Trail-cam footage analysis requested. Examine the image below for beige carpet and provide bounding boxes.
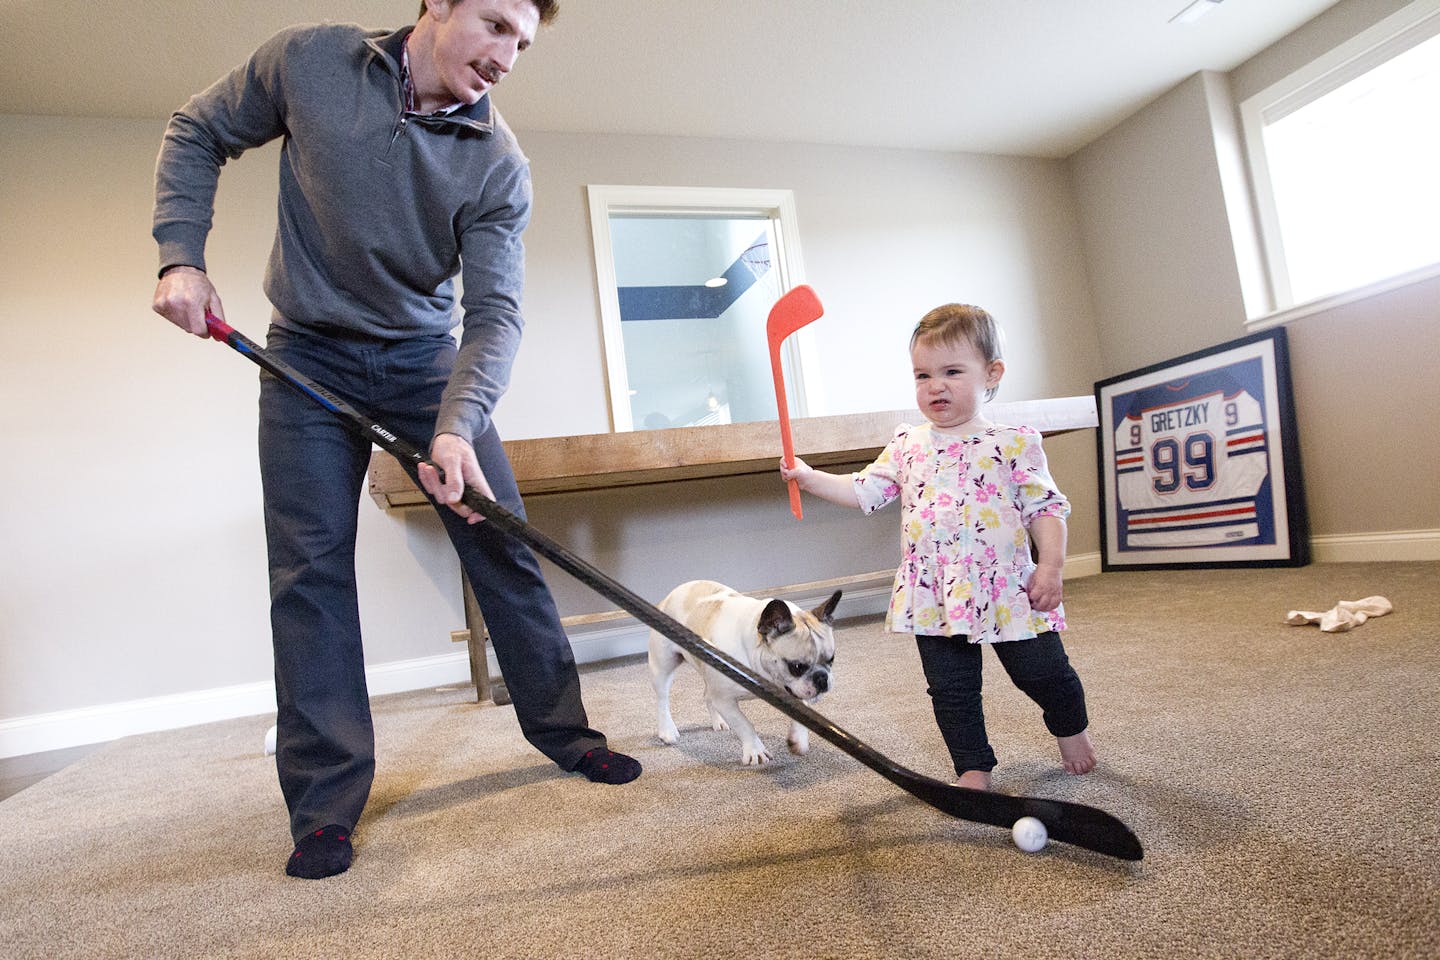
[2,562,1436,959]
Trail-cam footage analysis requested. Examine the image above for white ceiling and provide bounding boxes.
[0,0,1342,157]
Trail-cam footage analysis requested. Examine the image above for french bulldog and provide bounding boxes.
[649,579,841,765]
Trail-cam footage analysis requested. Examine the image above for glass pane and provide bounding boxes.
[609,214,791,430]
[1263,30,1440,304]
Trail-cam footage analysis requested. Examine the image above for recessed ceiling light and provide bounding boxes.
[1170,0,1222,24]
[704,277,728,288]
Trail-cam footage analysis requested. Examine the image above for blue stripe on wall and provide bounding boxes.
[618,233,770,322]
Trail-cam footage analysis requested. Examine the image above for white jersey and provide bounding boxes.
[1113,389,1268,547]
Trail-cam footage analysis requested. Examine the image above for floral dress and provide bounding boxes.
[853,422,1070,643]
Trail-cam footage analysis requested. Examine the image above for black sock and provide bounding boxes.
[572,748,642,785]
[285,825,353,879]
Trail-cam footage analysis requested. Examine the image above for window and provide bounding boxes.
[586,186,818,432]
[1241,0,1440,318]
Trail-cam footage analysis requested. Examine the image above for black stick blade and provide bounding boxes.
[900,775,1144,860]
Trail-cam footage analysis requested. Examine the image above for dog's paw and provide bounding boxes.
[709,714,731,732]
[788,723,810,756]
[740,742,772,766]
[656,719,680,745]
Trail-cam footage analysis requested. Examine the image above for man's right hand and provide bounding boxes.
[152,265,224,337]
[419,432,495,525]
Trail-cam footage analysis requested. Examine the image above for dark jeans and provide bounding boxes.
[914,631,1087,775]
[258,325,605,841]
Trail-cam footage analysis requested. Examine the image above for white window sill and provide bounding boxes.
[1246,260,1440,331]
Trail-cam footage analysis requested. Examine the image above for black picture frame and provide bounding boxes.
[1094,328,1309,571]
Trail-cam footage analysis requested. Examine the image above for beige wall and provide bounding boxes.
[504,132,1104,439]
[1068,73,1251,374]
[0,118,475,720]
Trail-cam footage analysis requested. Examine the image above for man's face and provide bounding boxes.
[429,0,540,105]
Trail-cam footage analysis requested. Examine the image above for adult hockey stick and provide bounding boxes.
[766,285,824,520]
[203,313,1142,862]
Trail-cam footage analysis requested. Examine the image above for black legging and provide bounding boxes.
[914,631,1087,775]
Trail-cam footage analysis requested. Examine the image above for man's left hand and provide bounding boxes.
[418,432,494,525]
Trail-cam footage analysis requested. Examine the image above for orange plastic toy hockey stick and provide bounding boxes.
[765,285,825,519]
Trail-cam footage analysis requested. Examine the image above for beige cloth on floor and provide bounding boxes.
[1285,596,1394,633]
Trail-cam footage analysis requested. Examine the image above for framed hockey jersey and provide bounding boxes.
[1095,328,1309,570]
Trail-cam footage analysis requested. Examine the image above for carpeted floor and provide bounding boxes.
[2,562,1436,959]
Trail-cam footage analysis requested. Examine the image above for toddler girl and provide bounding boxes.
[780,303,1096,790]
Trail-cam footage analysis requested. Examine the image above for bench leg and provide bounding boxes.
[460,576,509,705]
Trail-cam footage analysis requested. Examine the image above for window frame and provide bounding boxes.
[1240,0,1440,328]
[585,184,817,432]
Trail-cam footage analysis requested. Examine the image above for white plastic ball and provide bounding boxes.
[1012,816,1048,853]
[263,724,278,756]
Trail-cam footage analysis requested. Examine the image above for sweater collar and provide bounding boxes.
[367,26,494,131]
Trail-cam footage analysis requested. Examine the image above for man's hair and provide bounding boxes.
[418,0,560,24]
[910,304,1004,400]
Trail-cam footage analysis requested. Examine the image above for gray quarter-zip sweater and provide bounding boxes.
[153,22,531,441]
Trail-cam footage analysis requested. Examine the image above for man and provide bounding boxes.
[151,0,641,880]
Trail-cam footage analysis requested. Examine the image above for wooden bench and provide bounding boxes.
[366,398,1097,702]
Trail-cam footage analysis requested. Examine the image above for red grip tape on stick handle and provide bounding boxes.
[204,311,234,343]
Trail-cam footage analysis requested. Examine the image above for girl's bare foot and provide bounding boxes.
[1057,730,1096,774]
[955,769,993,791]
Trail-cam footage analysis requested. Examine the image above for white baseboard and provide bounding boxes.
[6,535,1432,762]
[0,680,278,761]
[0,652,474,761]
[1072,529,1438,573]
[1310,528,1440,563]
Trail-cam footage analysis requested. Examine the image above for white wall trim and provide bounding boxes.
[0,652,473,761]
[584,184,814,430]
[1066,552,1103,580]
[0,680,277,761]
[1310,528,1440,563]
[1244,261,1440,332]
[6,536,1431,761]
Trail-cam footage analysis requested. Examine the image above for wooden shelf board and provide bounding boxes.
[366,396,1096,509]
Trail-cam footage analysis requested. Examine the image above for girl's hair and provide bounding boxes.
[910,304,1004,401]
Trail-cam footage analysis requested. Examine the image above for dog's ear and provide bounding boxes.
[757,599,795,642]
[813,590,842,624]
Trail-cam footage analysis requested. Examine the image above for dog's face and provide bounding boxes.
[753,590,841,702]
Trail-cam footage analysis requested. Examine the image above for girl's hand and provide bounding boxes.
[1026,564,1064,612]
[1025,515,1067,611]
[778,456,862,509]
[779,455,812,484]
